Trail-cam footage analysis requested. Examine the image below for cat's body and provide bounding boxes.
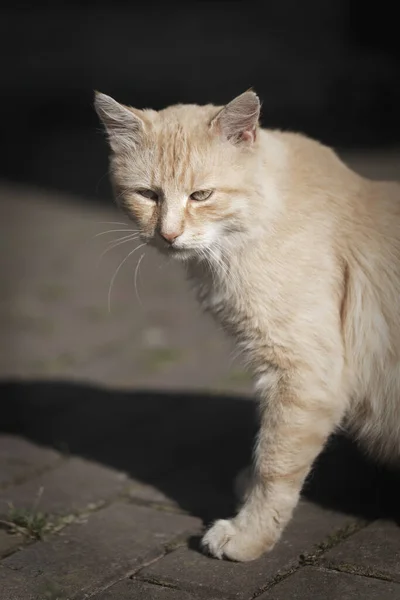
[189,129,400,461]
[95,91,400,561]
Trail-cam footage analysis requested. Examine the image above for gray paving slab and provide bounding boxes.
[0,530,27,559]
[137,501,357,600]
[0,565,37,600]
[94,579,211,600]
[258,566,400,599]
[321,520,400,583]
[1,502,201,600]
[0,435,60,488]
[0,457,127,518]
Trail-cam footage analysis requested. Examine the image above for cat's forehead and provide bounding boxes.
[142,104,223,189]
[155,103,219,126]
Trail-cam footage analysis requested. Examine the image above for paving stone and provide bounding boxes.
[320,520,400,583]
[0,530,27,559]
[258,566,400,599]
[94,579,209,599]
[0,456,127,517]
[0,565,37,600]
[138,500,356,599]
[2,501,201,599]
[0,435,60,488]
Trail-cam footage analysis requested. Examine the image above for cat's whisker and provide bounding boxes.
[108,242,147,312]
[95,171,111,195]
[96,233,142,268]
[105,233,142,250]
[93,228,140,238]
[106,232,141,245]
[134,252,146,305]
[95,221,131,226]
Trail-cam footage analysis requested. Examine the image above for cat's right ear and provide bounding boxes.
[94,92,144,152]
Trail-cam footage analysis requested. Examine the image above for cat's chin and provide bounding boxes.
[168,247,197,261]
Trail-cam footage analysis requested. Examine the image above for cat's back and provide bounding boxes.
[261,130,400,458]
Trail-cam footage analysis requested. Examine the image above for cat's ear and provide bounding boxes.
[210,91,261,145]
[94,91,144,152]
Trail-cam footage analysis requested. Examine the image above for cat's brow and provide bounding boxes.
[157,125,194,188]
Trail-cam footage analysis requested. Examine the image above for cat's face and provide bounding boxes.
[95,91,261,261]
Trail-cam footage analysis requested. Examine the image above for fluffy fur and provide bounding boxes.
[95,90,400,561]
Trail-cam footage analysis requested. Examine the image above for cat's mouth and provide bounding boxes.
[149,234,202,261]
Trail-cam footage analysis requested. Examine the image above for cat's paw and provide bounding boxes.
[201,519,270,562]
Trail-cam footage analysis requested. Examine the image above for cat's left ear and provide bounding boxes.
[210,91,261,145]
[94,91,144,152]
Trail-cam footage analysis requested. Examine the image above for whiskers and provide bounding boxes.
[107,242,147,312]
[94,225,147,311]
[134,252,146,306]
[97,233,142,266]
[93,225,141,265]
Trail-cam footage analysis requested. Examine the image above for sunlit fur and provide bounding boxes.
[95,91,400,562]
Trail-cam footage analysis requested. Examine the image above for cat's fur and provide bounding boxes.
[95,90,400,561]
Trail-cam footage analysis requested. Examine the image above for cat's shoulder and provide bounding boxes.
[261,128,335,158]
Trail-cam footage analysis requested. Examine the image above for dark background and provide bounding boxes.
[0,0,399,202]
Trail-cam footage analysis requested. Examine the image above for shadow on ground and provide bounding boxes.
[0,379,399,524]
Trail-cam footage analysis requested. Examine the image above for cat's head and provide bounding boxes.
[95,91,262,261]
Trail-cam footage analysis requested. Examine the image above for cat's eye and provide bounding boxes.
[137,189,159,201]
[190,190,213,202]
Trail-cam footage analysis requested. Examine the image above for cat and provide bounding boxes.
[95,90,400,562]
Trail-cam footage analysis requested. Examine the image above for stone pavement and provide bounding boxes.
[0,149,400,599]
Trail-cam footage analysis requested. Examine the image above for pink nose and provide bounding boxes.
[160,231,180,244]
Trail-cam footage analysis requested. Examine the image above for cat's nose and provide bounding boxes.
[160,231,180,244]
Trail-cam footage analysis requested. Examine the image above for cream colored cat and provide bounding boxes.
[95,90,400,562]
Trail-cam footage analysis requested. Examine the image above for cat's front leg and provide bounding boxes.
[202,368,346,561]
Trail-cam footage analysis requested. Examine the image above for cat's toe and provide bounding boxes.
[201,519,266,562]
[201,519,236,560]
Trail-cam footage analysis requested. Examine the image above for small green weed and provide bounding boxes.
[0,487,52,540]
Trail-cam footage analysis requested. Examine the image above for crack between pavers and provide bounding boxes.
[136,573,229,600]
[319,562,398,584]
[298,518,371,566]
[122,493,190,516]
[74,553,168,600]
[80,545,188,600]
[0,536,35,560]
[0,494,121,561]
[126,519,372,600]
[132,575,183,591]
[250,564,300,600]
[1,499,200,600]
[249,518,372,599]
[127,534,211,595]
[0,477,199,566]
[130,533,198,579]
